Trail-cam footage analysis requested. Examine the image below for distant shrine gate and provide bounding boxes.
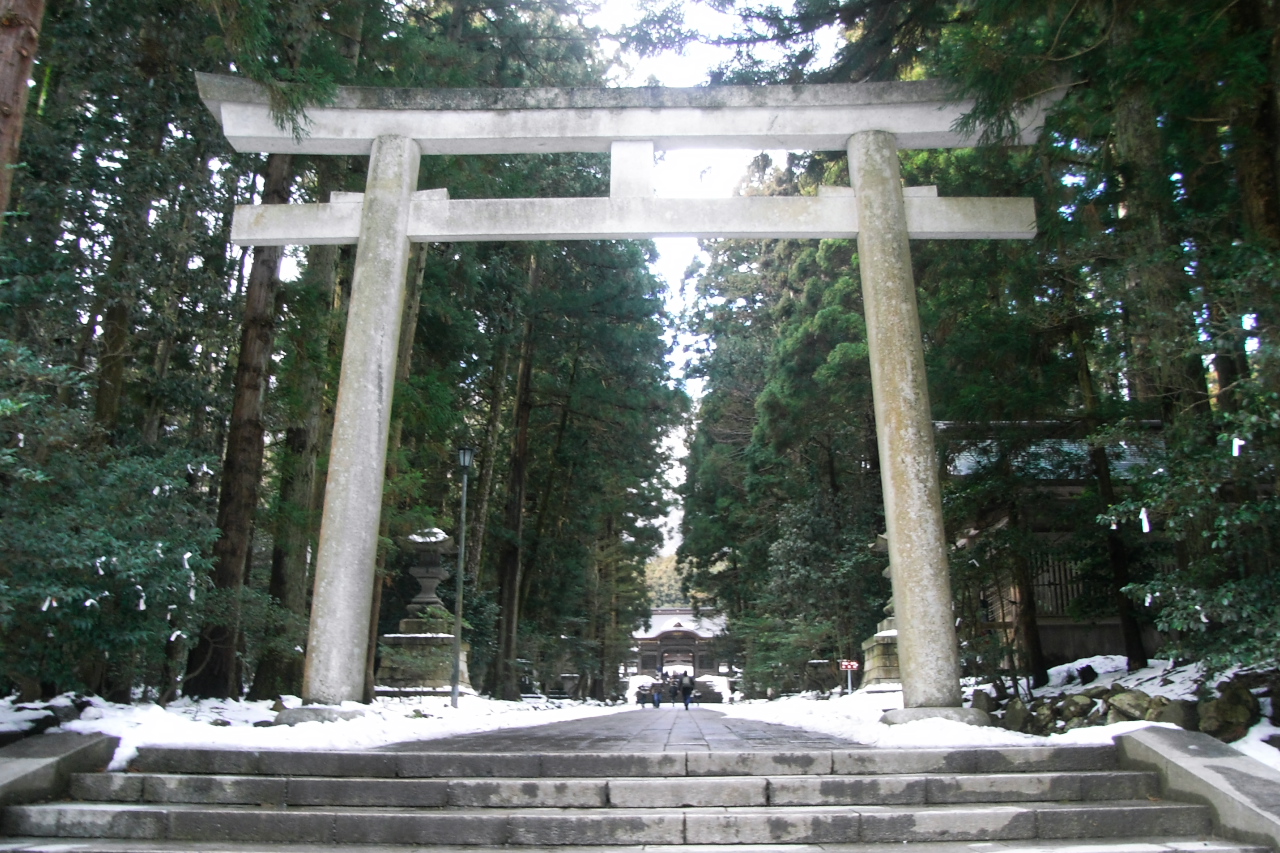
[198,74,1054,720]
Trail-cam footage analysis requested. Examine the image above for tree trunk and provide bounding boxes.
[519,349,578,615]
[1111,3,1209,421]
[184,152,293,700]
[492,262,538,700]
[1009,545,1048,688]
[246,243,342,699]
[93,296,131,432]
[1073,325,1149,670]
[464,331,512,584]
[0,0,44,230]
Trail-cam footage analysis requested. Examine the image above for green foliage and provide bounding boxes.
[0,0,673,703]
[679,156,890,691]
[0,341,218,696]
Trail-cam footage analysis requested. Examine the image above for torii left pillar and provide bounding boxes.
[849,130,983,725]
[303,135,420,704]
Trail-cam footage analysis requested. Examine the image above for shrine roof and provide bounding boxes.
[633,609,725,641]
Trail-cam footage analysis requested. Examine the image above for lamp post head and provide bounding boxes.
[458,446,476,470]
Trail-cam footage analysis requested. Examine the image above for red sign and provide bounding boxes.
[839,660,860,671]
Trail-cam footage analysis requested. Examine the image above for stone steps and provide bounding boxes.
[68,769,1158,808]
[0,840,1267,853]
[4,799,1212,845]
[126,744,1118,777]
[0,743,1252,850]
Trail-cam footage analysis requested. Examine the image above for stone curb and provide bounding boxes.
[0,732,119,806]
[1116,726,1280,850]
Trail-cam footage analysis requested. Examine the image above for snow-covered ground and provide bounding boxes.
[717,655,1280,774]
[51,694,624,770]
[1,655,1276,775]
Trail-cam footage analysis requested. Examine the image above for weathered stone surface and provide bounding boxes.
[257,749,397,778]
[331,812,504,845]
[1030,704,1057,735]
[449,779,606,808]
[973,746,1114,773]
[1200,680,1261,743]
[850,128,965,713]
[273,706,367,726]
[1061,694,1095,720]
[302,133,421,705]
[833,747,976,775]
[0,733,119,807]
[684,809,860,844]
[130,747,260,775]
[69,772,143,802]
[1034,801,1211,839]
[1004,699,1029,732]
[927,772,1080,804]
[859,805,1036,842]
[609,777,764,808]
[1118,725,1280,851]
[768,775,925,806]
[882,707,991,726]
[971,690,997,713]
[541,752,682,777]
[506,812,683,845]
[1109,690,1152,720]
[687,750,832,776]
[288,776,448,807]
[168,807,334,843]
[143,773,286,805]
[396,751,541,778]
[18,803,168,839]
[197,73,1061,156]
[1156,699,1199,730]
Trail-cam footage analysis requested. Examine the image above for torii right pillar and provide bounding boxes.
[849,130,987,726]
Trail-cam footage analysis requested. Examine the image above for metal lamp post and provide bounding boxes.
[450,446,475,708]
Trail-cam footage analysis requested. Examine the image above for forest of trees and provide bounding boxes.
[1,0,1278,706]
[671,0,1280,695]
[0,0,682,703]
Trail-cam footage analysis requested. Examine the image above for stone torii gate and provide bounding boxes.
[197,74,1053,719]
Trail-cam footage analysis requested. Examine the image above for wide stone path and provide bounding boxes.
[379,706,863,753]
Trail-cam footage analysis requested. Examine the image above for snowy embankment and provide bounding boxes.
[717,655,1280,774]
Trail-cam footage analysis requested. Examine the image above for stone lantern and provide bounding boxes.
[374,528,472,695]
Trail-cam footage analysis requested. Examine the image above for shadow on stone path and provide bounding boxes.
[378,706,866,753]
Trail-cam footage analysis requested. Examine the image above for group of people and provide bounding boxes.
[636,672,699,709]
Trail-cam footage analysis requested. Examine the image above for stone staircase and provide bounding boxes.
[1,742,1269,850]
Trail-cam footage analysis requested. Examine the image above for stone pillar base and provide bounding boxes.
[860,617,901,685]
[881,706,992,726]
[274,706,368,726]
[375,630,471,691]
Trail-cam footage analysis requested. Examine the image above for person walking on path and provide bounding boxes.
[668,678,679,707]
[652,680,662,708]
[680,673,695,709]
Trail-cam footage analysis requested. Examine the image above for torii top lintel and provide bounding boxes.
[195,73,1051,156]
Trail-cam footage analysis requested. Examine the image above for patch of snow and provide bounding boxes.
[382,633,454,639]
[716,685,1180,750]
[719,657,1280,775]
[32,693,629,770]
[0,708,52,733]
